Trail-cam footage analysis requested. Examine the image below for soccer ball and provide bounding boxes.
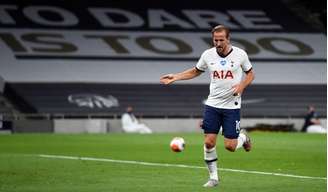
[170,137,185,152]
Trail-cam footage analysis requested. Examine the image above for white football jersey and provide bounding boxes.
[196,46,252,109]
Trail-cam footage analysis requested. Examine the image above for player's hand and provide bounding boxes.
[232,83,245,96]
[160,74,176,84]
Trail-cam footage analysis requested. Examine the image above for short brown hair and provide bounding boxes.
[211,25,230,38]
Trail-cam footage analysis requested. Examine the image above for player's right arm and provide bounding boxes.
[160,67,203,85]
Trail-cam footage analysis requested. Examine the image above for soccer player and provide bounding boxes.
[160,25,254,187]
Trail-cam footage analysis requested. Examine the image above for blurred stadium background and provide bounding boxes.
[0,0,326,133]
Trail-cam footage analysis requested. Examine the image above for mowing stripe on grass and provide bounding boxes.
[38,154,326,180]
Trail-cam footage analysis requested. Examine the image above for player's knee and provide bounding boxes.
[224,143,236,152]
[224,138,238,152]
[204,141,215,149]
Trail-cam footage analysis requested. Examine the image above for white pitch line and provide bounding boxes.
[38,154,326,180]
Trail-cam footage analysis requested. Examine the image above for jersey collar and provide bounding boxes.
[217,46,233,58]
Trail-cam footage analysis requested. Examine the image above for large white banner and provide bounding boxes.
[0,3,326,84]
[0,30,325,59]
[0,30,326,84]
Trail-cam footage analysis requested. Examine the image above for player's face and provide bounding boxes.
[212,31,230,55]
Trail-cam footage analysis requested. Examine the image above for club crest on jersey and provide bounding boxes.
[220,60,227,66]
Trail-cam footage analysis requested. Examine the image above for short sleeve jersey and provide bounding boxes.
[196,46,252,109]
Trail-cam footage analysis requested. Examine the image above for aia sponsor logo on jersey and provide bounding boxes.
[213,70,233,79]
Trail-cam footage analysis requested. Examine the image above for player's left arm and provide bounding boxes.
[232,69,255,95]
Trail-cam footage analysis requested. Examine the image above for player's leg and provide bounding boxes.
[203,133,219,187]
[224,133,250,152]
[201,105,221,187]
[222,109,251,152]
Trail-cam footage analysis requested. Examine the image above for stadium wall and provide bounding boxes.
[47,118,325,133]
[54,119,108,133]
[12,119,53,133]
[107,118,326,133]
[8,118,327,133]
[52,119,203,133]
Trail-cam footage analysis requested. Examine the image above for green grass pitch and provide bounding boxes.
[0,132,326,192]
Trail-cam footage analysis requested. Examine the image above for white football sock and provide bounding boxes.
[204,145,218,181]
[236,133,246,149]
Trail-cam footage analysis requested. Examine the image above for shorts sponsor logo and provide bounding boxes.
[235,120,240,133]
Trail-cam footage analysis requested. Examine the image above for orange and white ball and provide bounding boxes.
[170,137,185,152]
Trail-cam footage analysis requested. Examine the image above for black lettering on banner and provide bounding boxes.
[23,6,79,26]
[85,35,130,54]
[136,36,192,54]
[148,9,194,29]
[88,8,144,28]
[201,37,212,47]
[231,38,260,55]
[228,10,282,29]
[257,37,314,55]
[0,33,27,52]
[183,10,240,29]
[202,37,261,55]
[0,5,18,25]
[21,33,77,52]
[0,32,323,62]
